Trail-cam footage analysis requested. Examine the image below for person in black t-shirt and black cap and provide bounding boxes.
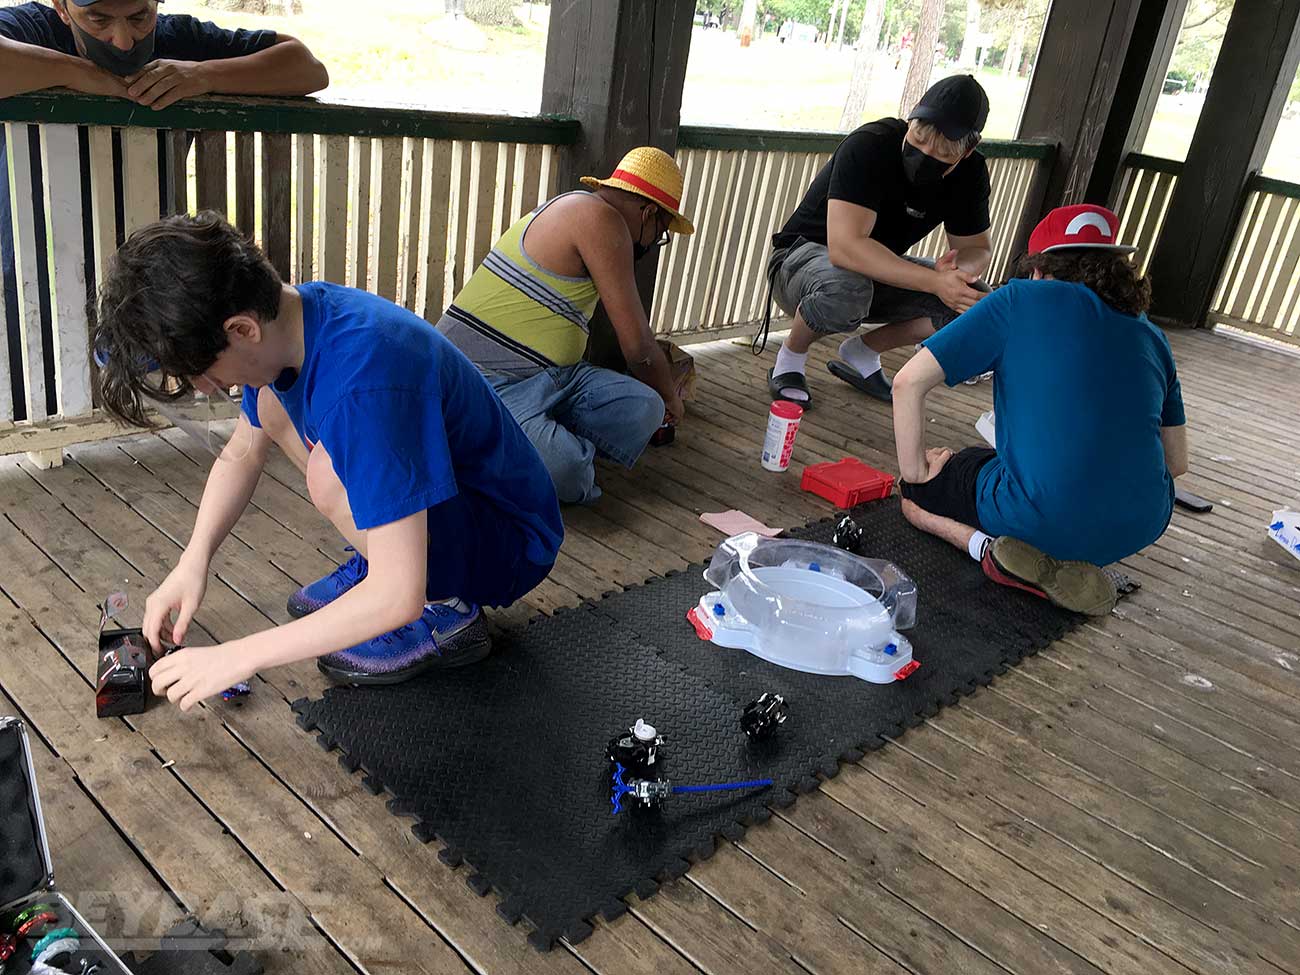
[763,75,993,408]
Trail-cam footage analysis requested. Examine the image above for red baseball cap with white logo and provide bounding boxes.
[1028,204,1136,255]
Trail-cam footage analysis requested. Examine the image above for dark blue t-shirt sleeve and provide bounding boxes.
[0,3,73,51]
[240,386,262,429]
[155,14,276,61]
[316,388,457,531]
[1153,330,1186,426]
[922,282,1013,385]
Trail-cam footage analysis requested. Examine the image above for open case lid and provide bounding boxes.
[0,717,54,912]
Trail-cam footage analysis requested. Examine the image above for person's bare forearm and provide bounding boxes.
[628,345,678,416]
[892,382,930,483]
[182,444,267,565]
[954,244,991,277]
[0,38,100,97]
[231,574,421,671]
[198,38,328,95]
[830,235,940,294]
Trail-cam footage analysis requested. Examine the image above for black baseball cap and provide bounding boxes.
[907,75,989,140]
[69,0,165,6]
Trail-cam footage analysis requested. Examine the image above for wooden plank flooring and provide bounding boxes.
[1,327,1297,974]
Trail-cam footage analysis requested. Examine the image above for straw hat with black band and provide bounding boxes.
[580,147,695,236]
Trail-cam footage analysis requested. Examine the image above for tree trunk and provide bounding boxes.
[899,0,945,116]
[835,0,849,48]
[1003,11,1026,76]
[958,0,980,68]
[739,0,758,45]
[840,0,886,130]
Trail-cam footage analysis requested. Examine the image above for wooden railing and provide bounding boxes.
[1115,152,1300,344]
[2,90,1055,453]
[652,128,1054,338]
[1,92,575,443]
[1113,153,1180,278]
[1211,174,1300,343]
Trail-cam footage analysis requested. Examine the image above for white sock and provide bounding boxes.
[837,336,881,379]
[772,344,809,401]
[968,531,993,562]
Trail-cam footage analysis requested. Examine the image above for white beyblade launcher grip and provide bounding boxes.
[687,533,920,685]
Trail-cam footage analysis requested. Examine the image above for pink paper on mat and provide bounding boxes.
[699,510,783,538]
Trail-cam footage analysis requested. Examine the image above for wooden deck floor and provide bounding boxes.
[2,327,1298,975]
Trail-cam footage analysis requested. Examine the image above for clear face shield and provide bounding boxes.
[94,340,254,461]
[148,371,254,462]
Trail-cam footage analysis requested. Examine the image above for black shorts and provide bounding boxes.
[899,447,997,531]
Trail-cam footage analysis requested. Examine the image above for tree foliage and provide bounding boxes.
[464,0,520,28]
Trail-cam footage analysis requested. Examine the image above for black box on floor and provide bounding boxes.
[96,628,150,719]
[0,717,133,974]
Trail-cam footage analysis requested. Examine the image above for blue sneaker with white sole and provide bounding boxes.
[317,599,492,685]
[288,548,368,618]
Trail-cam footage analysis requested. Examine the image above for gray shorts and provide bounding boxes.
[769,239,971,335]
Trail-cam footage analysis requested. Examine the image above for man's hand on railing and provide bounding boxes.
[68,59,131,100]
[124,60,214,111]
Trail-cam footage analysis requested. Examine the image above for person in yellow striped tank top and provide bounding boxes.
[438,147,694,504]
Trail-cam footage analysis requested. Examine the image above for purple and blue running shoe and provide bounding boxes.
[317,599,492,685]
[288,548,368,618]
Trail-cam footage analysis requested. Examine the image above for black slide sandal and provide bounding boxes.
[767,368,813,409]
[827,359,893,402]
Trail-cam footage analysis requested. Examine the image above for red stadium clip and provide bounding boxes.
[686,607,713,641]
[894,660,921,681]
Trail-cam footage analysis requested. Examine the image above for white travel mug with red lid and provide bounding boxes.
[761,400,803,472]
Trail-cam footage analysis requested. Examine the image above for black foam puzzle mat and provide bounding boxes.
[292,498,1091,949]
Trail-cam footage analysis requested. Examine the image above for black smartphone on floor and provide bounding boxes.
[1175,487,1213,513]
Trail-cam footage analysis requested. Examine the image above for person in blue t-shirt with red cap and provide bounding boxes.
[92,212,564,710]
[890,203,1189,617]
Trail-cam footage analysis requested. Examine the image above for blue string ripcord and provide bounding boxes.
[671,780,775,793]
[611,763,774,814]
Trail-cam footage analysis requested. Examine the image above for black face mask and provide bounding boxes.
[633,210,669,262]
[902,142,952,187]
[70,19,156,77]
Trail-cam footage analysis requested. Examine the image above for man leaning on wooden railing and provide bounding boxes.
[0,0,327,104]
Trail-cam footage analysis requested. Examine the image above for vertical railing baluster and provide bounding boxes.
[195,130,228,219]
[317,135,348,285]
[6,122,46,422]
[261,132,292,281]
[234,132,255,237]
[374,137,402,301]
[294,134,316,284]
[40,123,91,420]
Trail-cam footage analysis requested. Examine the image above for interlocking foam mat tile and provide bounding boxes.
[293,498,1087,949]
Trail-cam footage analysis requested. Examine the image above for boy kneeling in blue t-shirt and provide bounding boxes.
[891,204,1188,617]
[94,213,564,709]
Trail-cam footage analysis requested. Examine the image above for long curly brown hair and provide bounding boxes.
[1013,250,1153,317]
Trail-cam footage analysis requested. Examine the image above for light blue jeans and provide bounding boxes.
[489,362,664,504]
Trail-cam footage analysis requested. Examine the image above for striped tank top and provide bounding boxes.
[438,191,601,377]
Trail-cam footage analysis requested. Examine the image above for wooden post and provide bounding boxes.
[1084,0,1187,206]
[540,0,695,366]
[1148,0,1300,328]
[1016,0,1146,214]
